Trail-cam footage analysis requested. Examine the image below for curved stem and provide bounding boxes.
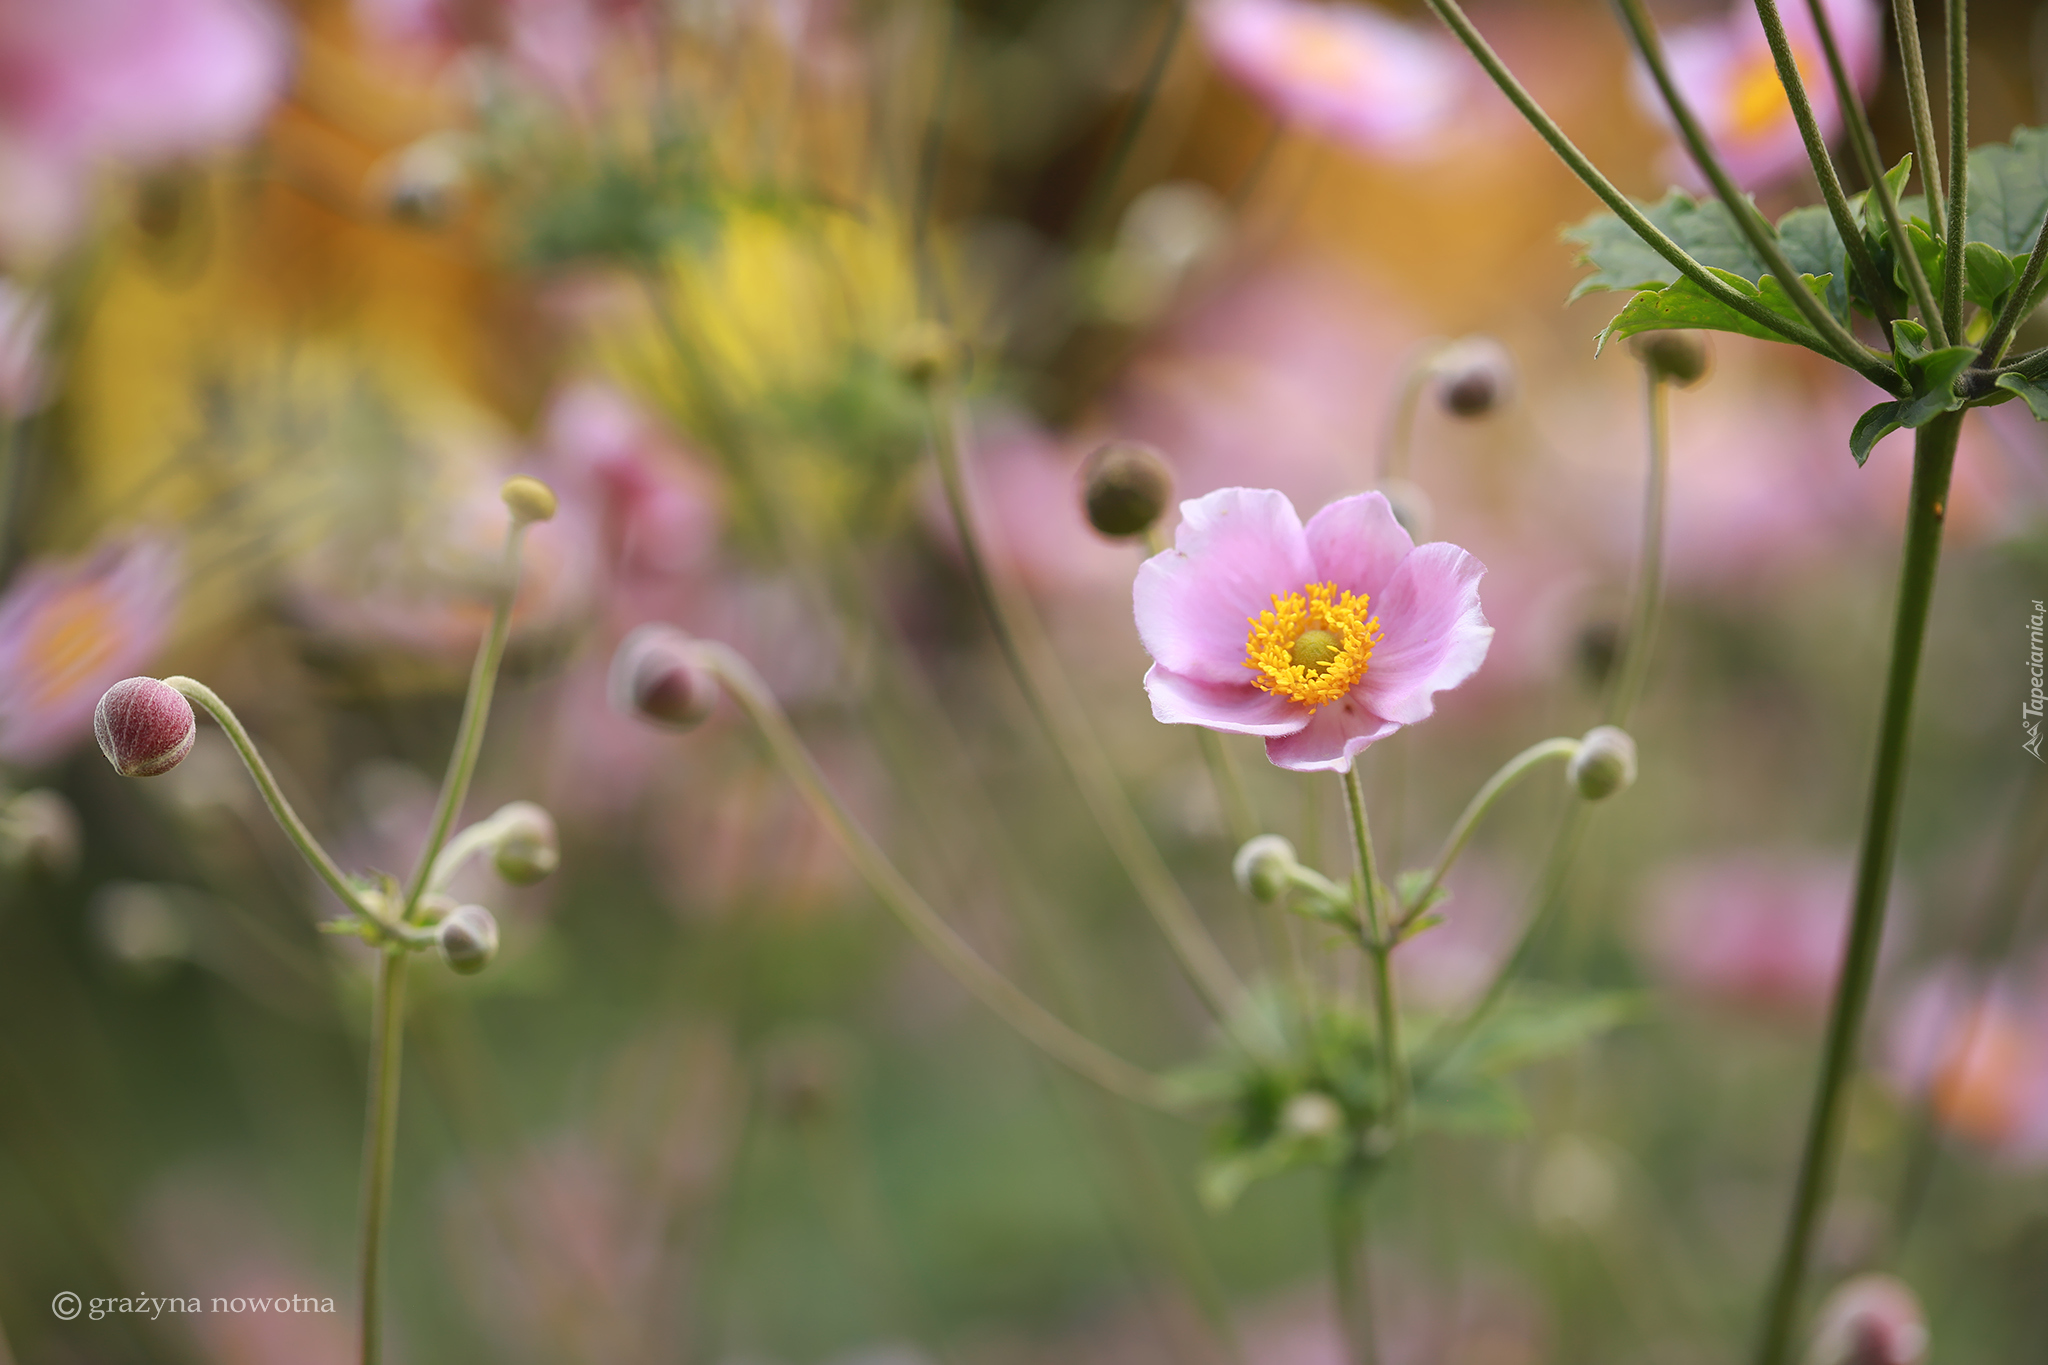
[1607,366,1671,725]
[692,640,1183,1112]
[1893,0,1946,239]
[1420,0,1900,389]
[1942,0,1969,345]
[1750,409,1962,1365]
[1342,770,1404,1127]
[928,390,1268,1050]
[425,816,504,894]
[1753,0,1929,340]
[356,948,409,1365]
[1399,738,1581,933]
[1614,0,1896,342]
[165,677,380,927]
[1330,1165,1383,1365]
[400,523,525,919]
[1377,340,1447,482]
[1073,0,1190,244]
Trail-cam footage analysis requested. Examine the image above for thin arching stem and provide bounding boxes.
[1397,737,1582,935]
[1750,410,1963,1365]
[1419,0,1901,390]
[1942,0,1969,344]
[1613,0,1896,344]
[690,640,1184,1112]
[1073,0,1190,244]
[1753,0,1936,341]
[1342,770,1404,1126]
[1607,365,1671,725]
[1893,0,1947,237]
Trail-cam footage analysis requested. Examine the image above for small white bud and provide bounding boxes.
[437,904,500,975]
[1281,1090,1344,1141]
[1567,726,1637,801]
[489,801,558,885]
[1232,834,1298,903]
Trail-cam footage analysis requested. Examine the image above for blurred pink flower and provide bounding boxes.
[0,533,180,769]
[0,278,48,415]
[1636,853,1905,1016]
[1635,0,1884,188]
[0,0,289,259]
[1135,487,1491,773]
[354,0,649,104]
[1886,958,2048,1163]
[1198,0,1465,160]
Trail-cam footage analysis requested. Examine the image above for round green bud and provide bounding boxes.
[1628,330,1710,387]
[1079,440,1175,539]
[94,678,197,778]
[1431,336,1515,418]
[893,321,961,388]
[489,801,558,885]
[1232,834,1298,903]
[1567,726,1638,801]
[437,904,500,975]
[1281,1090,1344,1141]
[501,475,558,525]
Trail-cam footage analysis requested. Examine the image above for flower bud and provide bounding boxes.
[1,789,80,876]
[609,625,719,730]
[1376,477,1434,544]
[1281,1090,1344,1141]
[490,801,558,885]
[1567,726,1637,801]
[437,904,500,975]
[94,678,197,778]
[1431,336,1515,418]
[501,475,558,525]
[1080,440,1174,539]
[1232,834,1298,903]
[1807,1274,1928,1365]
[893,321,961,388]
[1628,329,1710,387]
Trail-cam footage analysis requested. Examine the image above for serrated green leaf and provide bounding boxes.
[1776,204,1852,321]
[1967,125,2048,256]
[1595,268,1828,352]
[1859,155,1915,237]
[1563,192,1767,301]
[1996,371,2048,419]
[1895,221,1944,300]
[1965,240,2020,310]
[1850,400,1905,465]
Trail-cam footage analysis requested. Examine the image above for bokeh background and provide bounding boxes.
[2,0,2048,1361]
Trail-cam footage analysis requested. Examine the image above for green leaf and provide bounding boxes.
[1409,1072,1527,1137]
[1895,221,1944,300]
[1776,204,1852,321]
[1450,989,1641,1077]
[1996,371,2048,420]
[1850,401,1905,465]
[1897,346,1976,428]
[1394,869,1451,919]
[1199,1141,1301,1213]
[1965,240,2020,311]
[1562,192,1766,301]
[1967,125,2048,256]
[1595,267,1829,352]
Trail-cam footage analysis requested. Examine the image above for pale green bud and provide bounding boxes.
[437,904,500,975]
[1232,834,1298,903]
[1567,726,1637,801]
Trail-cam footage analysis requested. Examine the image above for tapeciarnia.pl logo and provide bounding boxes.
[2026,599,2045,762]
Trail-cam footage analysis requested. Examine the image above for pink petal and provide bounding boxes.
[1144,664,1310,737]
[1263,693,1399,772]
[1356,541,1491,725]
[1303,490,1414,601]
[1133,486,1315,686]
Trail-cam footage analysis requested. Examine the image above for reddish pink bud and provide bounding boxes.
[609,625,718,731]
[1809,1274,1928,1365]
[93,678,197,777]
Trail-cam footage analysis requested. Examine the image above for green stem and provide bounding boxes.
[928,390,1267,1048]
[1750,409,1962,1365]
[1606,365,1671,725]
[1892,0,1947,241]
[1420,0,1898,388]
[1196,728,1259,849]
[691,640,1182,1111]
[399,522,525,919]
[1942,0,1968,345]
[356,948,409,1365]
[1398,737,1581,934]
[1753,0,1929,340]
[1073,0,1190,244]
[1330,1165,1383,1365]
[1377,340,1447,482]
[1342,769,1404,1126]
[1798,0,1943,332]
[165,677,380,928]
[1615,0,1897,342]
[425,815,504,894]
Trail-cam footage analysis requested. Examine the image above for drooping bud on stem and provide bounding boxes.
[1567,725,1637,801]
[1232,833,1299,903]
[893,321,962,389]
[609,624,720,730]
[94,678,198,777]
[1807,1274,1928,1365]
[1430,336,1515,417]
[1080,440,1174,539]
[490,801,558,885]
[501,475,558,525]
[437,903,500,975]
[1628,329,1710,387]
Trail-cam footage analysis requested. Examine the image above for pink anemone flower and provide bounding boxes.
[1134,487,1491,773]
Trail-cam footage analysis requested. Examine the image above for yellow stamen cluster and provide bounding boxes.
[1244,582,1381,709]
